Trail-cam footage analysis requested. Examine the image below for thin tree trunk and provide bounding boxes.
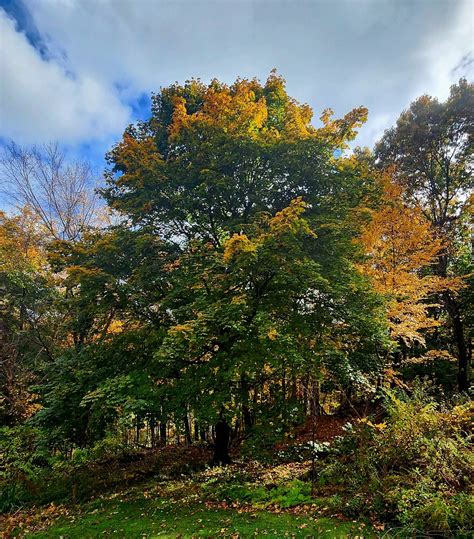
[438,251,470,392]
[135,415,141,446]
[291,376,297,401]
[444,292,470,391]
[241,375,253,432]
[184,414,192,445]
[150,417,156,449]
[303,374,309,414]
[310,414,317,497]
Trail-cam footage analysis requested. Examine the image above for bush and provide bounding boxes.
[240,401,305,462]
[276,440,331,463]
[0,426,51,512]
[0,427,138,512]
[319,385,473,533]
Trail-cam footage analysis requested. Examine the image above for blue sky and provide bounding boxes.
[0,0,472,180]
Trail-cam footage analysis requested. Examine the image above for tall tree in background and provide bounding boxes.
[357,172,459,349]
[0,143,100,242]
[375,79,473,391]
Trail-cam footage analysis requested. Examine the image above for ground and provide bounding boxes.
[1,419,383,538]
[2,472,377,538]
[27,495,373,538]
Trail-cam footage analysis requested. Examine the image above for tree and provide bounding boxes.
[0,209,51,425]
[38,73,385,454]
[375,79,473,391]
[36,225,175,447]
[357,172,459,347]
[155,197,383,455]
[1,143,100,242]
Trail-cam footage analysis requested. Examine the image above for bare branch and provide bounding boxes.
[0,142,101,241]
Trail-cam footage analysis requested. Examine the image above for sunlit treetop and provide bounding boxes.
[0,208,46,275]
[128,70,367,151]
[104,72,369,235]
[167,72,367,146]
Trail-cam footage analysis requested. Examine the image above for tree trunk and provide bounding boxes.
[311,378,323,415]
[135,415,141,446]
[212,418,231,465]
[436,252,470,392]
[184,414,192,445]
[159,421,167,445]
[291,376,297,401]
[242,406,252,432]
[150,417,156,449]
[303,374,309,414]
[241,375,253,432]
[444,291,470,391]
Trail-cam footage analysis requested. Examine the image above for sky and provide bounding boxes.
[0,0,473,174]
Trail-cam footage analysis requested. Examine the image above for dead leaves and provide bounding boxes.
[1,502,71,537]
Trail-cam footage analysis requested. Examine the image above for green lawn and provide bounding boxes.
[30,494,374,538]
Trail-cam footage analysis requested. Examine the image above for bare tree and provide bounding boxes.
[0,142,100,241]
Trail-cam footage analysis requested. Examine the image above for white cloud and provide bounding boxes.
[0,0,472,148]
[356,113,394,150]
[24,0,257,97]
[414,0,473,101]
[0,9,130,144]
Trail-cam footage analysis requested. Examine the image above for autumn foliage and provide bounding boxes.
[0,74,472,535]
[357,173,460,344]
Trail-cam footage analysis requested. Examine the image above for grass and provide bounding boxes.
[28,490,374,538]
[2,459,377,537]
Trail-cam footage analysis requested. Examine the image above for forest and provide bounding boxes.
[0,73,472,537]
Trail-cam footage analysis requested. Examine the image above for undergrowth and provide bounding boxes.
[318,386,473,534]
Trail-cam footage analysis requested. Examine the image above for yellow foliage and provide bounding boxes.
[357,173,459,344]
[169,79,270,140]
[267,328,278,341]
[269,197,311,234]
[168,96,190,139]
[0,208,46,274]
[223,198,314,264]
[384,367,409,389]
[359,417,387,431]
[404,349,457,365]
[111,133,163,193]
[318,106,368,147]
[106,320,124,335]
[262,363,274,374]
[167,73,366,145]
[223,233,257,262]
[169,323,194,335]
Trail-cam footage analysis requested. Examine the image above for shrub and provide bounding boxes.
[0,427,139,512]
[277,440,331,463]
[319,385,473,533]
[240,401,305,462]
[0,426,51,512]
